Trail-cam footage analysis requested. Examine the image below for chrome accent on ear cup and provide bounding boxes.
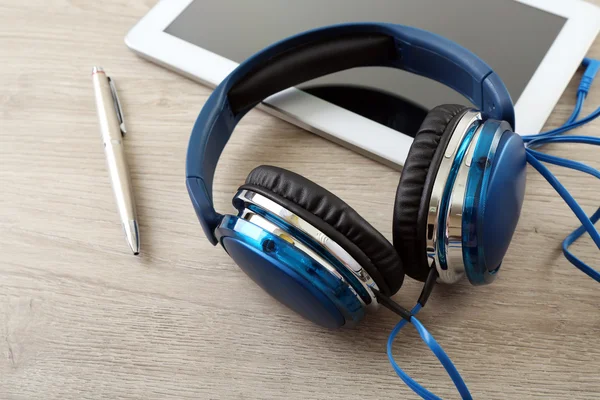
[425,111,482,284]
[233,190,379,310]
[443,124,483,283]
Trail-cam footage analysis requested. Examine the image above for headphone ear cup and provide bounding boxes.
[393,104,470,282]
[239,165,405,295]
[461,121,526,284]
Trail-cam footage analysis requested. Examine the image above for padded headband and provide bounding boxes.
[186,23,515,244]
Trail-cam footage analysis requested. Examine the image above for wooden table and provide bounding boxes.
[2,1,600,399]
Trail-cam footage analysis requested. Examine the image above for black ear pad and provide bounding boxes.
[393,104,470,282]
[239,165,405,295]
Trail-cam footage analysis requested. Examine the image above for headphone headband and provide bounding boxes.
[186,22,515,244]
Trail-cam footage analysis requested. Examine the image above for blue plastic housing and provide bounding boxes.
[462,120,526,284]
[244,203,372,304]
[216,215,365,329]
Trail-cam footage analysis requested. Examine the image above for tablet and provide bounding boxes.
[126,0,600,169]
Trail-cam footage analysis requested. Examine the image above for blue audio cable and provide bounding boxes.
[522,57,600,282]
[375,269,473,399]
[385,304,472,400]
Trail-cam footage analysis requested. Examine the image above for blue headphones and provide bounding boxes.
[186,23,527,330]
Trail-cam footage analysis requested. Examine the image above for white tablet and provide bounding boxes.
[126,0,600,169]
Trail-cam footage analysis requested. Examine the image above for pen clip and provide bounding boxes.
[107,76,127,136]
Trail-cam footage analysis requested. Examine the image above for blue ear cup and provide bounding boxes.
[216,216,364,329]
[394,105,526,285]
[461,120,526,284]
[214,166,406,328]
[427,116,526,285]
[424,116,526,285]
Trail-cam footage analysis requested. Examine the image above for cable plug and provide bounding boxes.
[579,57,600,96]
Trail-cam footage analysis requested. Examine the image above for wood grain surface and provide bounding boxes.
[1,1,600,399]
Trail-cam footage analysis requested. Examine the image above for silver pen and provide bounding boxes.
[92,67,140,255]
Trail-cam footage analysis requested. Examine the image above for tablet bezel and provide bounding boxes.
[125,0,600,169]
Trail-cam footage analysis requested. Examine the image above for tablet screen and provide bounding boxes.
[165,1,565,118]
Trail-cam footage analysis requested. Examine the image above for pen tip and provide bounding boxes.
[92,66,104,75]
[123,220,140,256]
